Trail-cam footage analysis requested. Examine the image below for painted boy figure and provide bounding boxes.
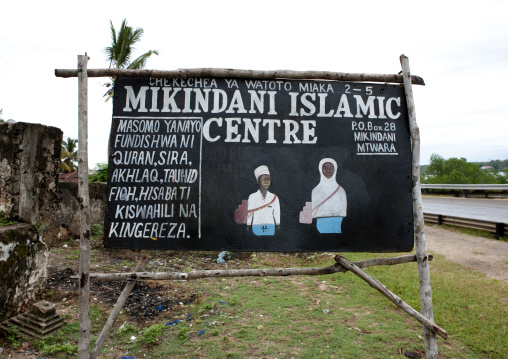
[247,165,281,236]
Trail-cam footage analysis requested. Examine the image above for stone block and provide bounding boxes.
[0,224,48,318]
[0,301,64,339]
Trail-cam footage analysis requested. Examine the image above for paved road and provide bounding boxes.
[422,196,508,223]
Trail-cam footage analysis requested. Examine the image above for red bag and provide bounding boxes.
[234,200,249,224]
[299,202,313,224]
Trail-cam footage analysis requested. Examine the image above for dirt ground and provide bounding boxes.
[425,225,508,284]
[38,225,508,321]
[43,247,230,323]
[1,225,507,358]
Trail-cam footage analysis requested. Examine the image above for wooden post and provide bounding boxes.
[54,67,425,85]
[90,255,148,359]
[77,54,91,359]
[400,54,439,358]
[83,254,429,281]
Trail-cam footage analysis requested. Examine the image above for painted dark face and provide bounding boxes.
[322,162,335,179]
[258,174,271,191]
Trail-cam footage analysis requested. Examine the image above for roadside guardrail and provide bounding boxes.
[421,184,508,190]
[421,184,508,198]
[423,213,507,239]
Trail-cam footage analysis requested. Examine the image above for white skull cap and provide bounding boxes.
[254,165,270,179]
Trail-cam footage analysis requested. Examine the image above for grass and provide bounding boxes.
[426,221,507,243]
[144,258,500,357]
[438,224,497,240]
[65,249,80,260]
[430,258,507,357]
[0,211,16,226]
[39,252,505,359]
[10,238,507,358]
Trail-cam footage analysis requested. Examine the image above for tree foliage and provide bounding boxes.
[476,159,508,171]
[60,138,78,173]
[103,19,159,100]
[89,162,108,182]
[423,154,507,184]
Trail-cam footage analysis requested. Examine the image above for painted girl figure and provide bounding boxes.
[300,158,347,233]
[246,165,281,236]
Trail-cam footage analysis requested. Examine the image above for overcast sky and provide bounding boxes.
[1,0,507,166]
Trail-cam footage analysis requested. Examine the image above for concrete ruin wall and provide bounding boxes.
[0,121,109,318]
[60,181,107,237]
[0,121,64,245]
[0,121,110,241]
[0,223,48,318]
[0,122,61,318]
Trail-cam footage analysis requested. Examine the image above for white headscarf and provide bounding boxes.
[311,158,347,217]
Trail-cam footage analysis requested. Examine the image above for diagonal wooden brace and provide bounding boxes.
[335,255,448,340]
[90,255,148,359]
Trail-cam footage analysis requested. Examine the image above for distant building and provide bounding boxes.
[58,172,78,183]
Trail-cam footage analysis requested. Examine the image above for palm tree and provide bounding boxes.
[60,138,79,173]
[103,19,159,100]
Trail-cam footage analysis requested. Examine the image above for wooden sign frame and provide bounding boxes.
[55,54,445,359]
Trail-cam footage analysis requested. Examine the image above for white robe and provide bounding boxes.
[247,190,281,226]
[312,158,347,218]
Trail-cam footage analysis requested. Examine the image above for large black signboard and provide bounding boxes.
[105,77,413,252]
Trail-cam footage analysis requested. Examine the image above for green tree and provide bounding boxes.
[424,154,507,184]
[0,108,4,124]
[60,138,78,173]
[476,159,508,171]
[103,19,159,100]
[89,162,108,182]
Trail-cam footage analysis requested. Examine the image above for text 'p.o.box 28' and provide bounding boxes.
[104,77,414,252]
